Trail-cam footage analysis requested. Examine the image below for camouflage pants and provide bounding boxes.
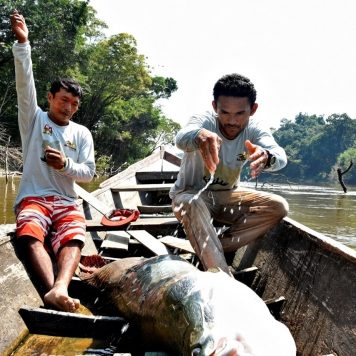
[172,187,289,274]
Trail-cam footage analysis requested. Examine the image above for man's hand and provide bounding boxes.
[195,129,222,173]
[10,10,28,43]
[44,146,67,170]
[245,140,268,178]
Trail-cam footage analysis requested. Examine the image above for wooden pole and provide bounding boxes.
[337,160,353,193]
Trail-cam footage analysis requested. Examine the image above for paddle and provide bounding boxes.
[74,183,113,216]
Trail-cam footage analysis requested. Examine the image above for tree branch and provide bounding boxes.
[337,161,353,193]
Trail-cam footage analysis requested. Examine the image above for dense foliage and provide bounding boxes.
[0,0,180,175]
[271,113,356,185]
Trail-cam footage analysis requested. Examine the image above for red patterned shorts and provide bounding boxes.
[16,196,86,255]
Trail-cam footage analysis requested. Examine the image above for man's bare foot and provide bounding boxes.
[44,282,80,312]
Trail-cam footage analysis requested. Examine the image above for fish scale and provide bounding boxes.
[81,254,296,356]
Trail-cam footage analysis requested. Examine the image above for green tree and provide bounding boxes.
[77,33,153,129]
[273,112,356,183]
[76,33,178,166]
[305,114,356,179]
[93,96,179,166]
[0,0,105,141]
[150,76,178,99]
[274,113,325,179]
[0,0,180,172]
[335,146,356,184]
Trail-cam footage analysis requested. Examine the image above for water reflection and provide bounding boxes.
[1,175,20,224]
[0,176,104,225]
[243,181,356,249]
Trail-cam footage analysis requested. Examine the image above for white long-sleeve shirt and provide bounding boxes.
[13,42,95,208]
[170,111,287,198]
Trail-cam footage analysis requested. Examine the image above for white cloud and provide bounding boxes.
[90,0,356,128]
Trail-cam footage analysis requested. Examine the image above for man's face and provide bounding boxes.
[213,96,258,140]
[47,88,80,126]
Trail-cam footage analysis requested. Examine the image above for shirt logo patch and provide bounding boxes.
[65,141,77,151]
[43,124,53,135]
[203,175,229,186]
[237,152,248,161]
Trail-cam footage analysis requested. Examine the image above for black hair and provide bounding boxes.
[213,73,257,106]
[49,77,83,99]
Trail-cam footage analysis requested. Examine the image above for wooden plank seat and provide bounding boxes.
[137,204,173,214]
[127,230,170,255]
[135,170,178,182]
[159,235,195,254]
[86,216,179,231]
[100,231,131,251]
[111,183,174,192]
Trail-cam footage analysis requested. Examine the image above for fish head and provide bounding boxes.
[179,272,251,356]
[190,332,251,356]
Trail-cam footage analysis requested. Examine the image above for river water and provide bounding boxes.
[243,181,356,249]
[1,176,355,249]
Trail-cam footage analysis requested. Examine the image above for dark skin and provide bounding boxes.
[43,146,66,170]
[11,10,82,312]
[195,96,268,177]
[45,87,81,169]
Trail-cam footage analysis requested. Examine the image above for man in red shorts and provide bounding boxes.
[11,11,95,312]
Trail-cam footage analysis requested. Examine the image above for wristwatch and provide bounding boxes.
[265,150,276,168]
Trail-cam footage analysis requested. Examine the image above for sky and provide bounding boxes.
[89,0,356,129]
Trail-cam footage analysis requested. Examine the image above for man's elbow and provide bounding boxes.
[276,155,288,171]
[79,167,96,183]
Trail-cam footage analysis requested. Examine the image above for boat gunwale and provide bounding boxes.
[284,216,356,263]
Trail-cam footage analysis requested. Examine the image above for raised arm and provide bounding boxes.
[10,10,28,43]
[11,10,38,139]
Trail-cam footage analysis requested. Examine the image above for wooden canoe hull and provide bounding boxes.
[235,217,356,355]
[2,217,355,355]
[0,233,41,356]
[1,148,355,355]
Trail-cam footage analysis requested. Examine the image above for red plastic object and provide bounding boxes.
[100,209,140,227]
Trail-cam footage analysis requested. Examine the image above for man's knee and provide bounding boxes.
[54,237,84,259]
[172,195,200,220]
[62,239,84,250]
[16,234,42,249]
[273,195,289,219]
[14,235,44,259]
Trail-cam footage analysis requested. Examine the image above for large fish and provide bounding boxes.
[80,254,296,355]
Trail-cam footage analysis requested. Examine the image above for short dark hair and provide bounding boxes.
[49,77,83,99]
[213,73,257,106]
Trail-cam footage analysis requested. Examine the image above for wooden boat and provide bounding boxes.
[1,146,355,356]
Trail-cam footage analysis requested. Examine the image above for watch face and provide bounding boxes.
[270,155,276,165]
